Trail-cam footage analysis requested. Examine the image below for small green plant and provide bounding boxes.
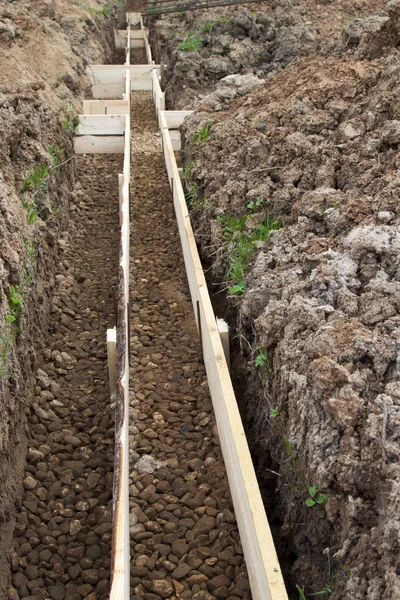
[185,181,198,208]
[178,10,186,16]
[183,161,194,179]
[283,437,295,461]
[201,21,214,33]
[228,281,247,296]
[270,407,279,418]
[62,103,80,134]
[217,16,230,24]
[305,486,328,508]
[21,163,50,224]
[217,209,282,297]
[192,122,212,143]
[0,238,37,378]
[178,36,202,51]
[297,585,308,600]
[102,4,110,16]
[254,348,273,372]
[247,197,264,211]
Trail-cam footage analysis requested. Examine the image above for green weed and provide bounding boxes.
[255,348,273,372]
[283,437,295,461]
[247,197,264,211]
[217,209,282,296]
[185,181,198,208]
[62,103,80,134]
[0,238,37,378]
[201,21,214,33]
[228,281,247,296]
[183,161,194,179]
[217,16,230,24]
[297,586,308,600]
[270,407,279,418]
[305,486,328,508]
[192,122,212,143]
[178,36,202,51]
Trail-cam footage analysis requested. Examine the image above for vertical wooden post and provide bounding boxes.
[217,318,230,370]
[107,327,117,397]
[118,173,123,220]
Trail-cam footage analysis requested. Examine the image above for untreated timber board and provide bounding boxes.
[87,64,161,84]
[82,100,129,115]
[74,135,124,154]
[159,115,289,600]
[161,110,193,128]
[110,107,131,600]
[76,115,126,135]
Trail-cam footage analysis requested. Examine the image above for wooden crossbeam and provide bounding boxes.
[82,100,129,115]
[76,115,126,135]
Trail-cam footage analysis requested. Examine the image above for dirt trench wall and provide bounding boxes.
[0,0,117,590]
[149,1,400,598]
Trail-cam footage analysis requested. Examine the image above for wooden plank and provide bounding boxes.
[115,29,146,48]
[107,327,117,397]
[160,122,289,600]
[126,12,141,25]
[76,115,126,136]
[74,136,124,154]
[198,287,288,600]
[162,110,193,129]
[168,129,181,151]
[91,83,125,99]
[217,318,230,369]
[82,100,129,115]
[131,78,153,91]
[87,64,161,84]
[110,101,131,600]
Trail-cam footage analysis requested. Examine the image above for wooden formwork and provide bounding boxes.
[156,98,289,600]
[74,13,289,600]
[109,69,131,600]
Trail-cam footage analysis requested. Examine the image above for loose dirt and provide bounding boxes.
[128,91,251,600]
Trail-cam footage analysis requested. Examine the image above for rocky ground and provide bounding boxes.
[148,0,400,598]
[128,91,250,600]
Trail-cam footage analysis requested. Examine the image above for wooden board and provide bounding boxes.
[76,115,126,136]
[110,107,131,600]
[91,83,125,99]
[168,129,181,152]
[82,100,129,115]
[87,64,161,84]
[74,135,124,154]
[131,77,153,91]
[160,118,289,600]
[115,29,146,48]
[161,110,193,129]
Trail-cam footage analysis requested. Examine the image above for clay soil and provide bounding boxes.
[128,91,251,600]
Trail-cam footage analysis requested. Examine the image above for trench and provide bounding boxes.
[9,154,122,600]
[7,36,252,600]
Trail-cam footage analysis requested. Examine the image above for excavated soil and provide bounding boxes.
[8,154,122,600]
[128,91,251,600]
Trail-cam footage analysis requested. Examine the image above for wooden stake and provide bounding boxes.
[217,317,230,370]
[107,327,117,397]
